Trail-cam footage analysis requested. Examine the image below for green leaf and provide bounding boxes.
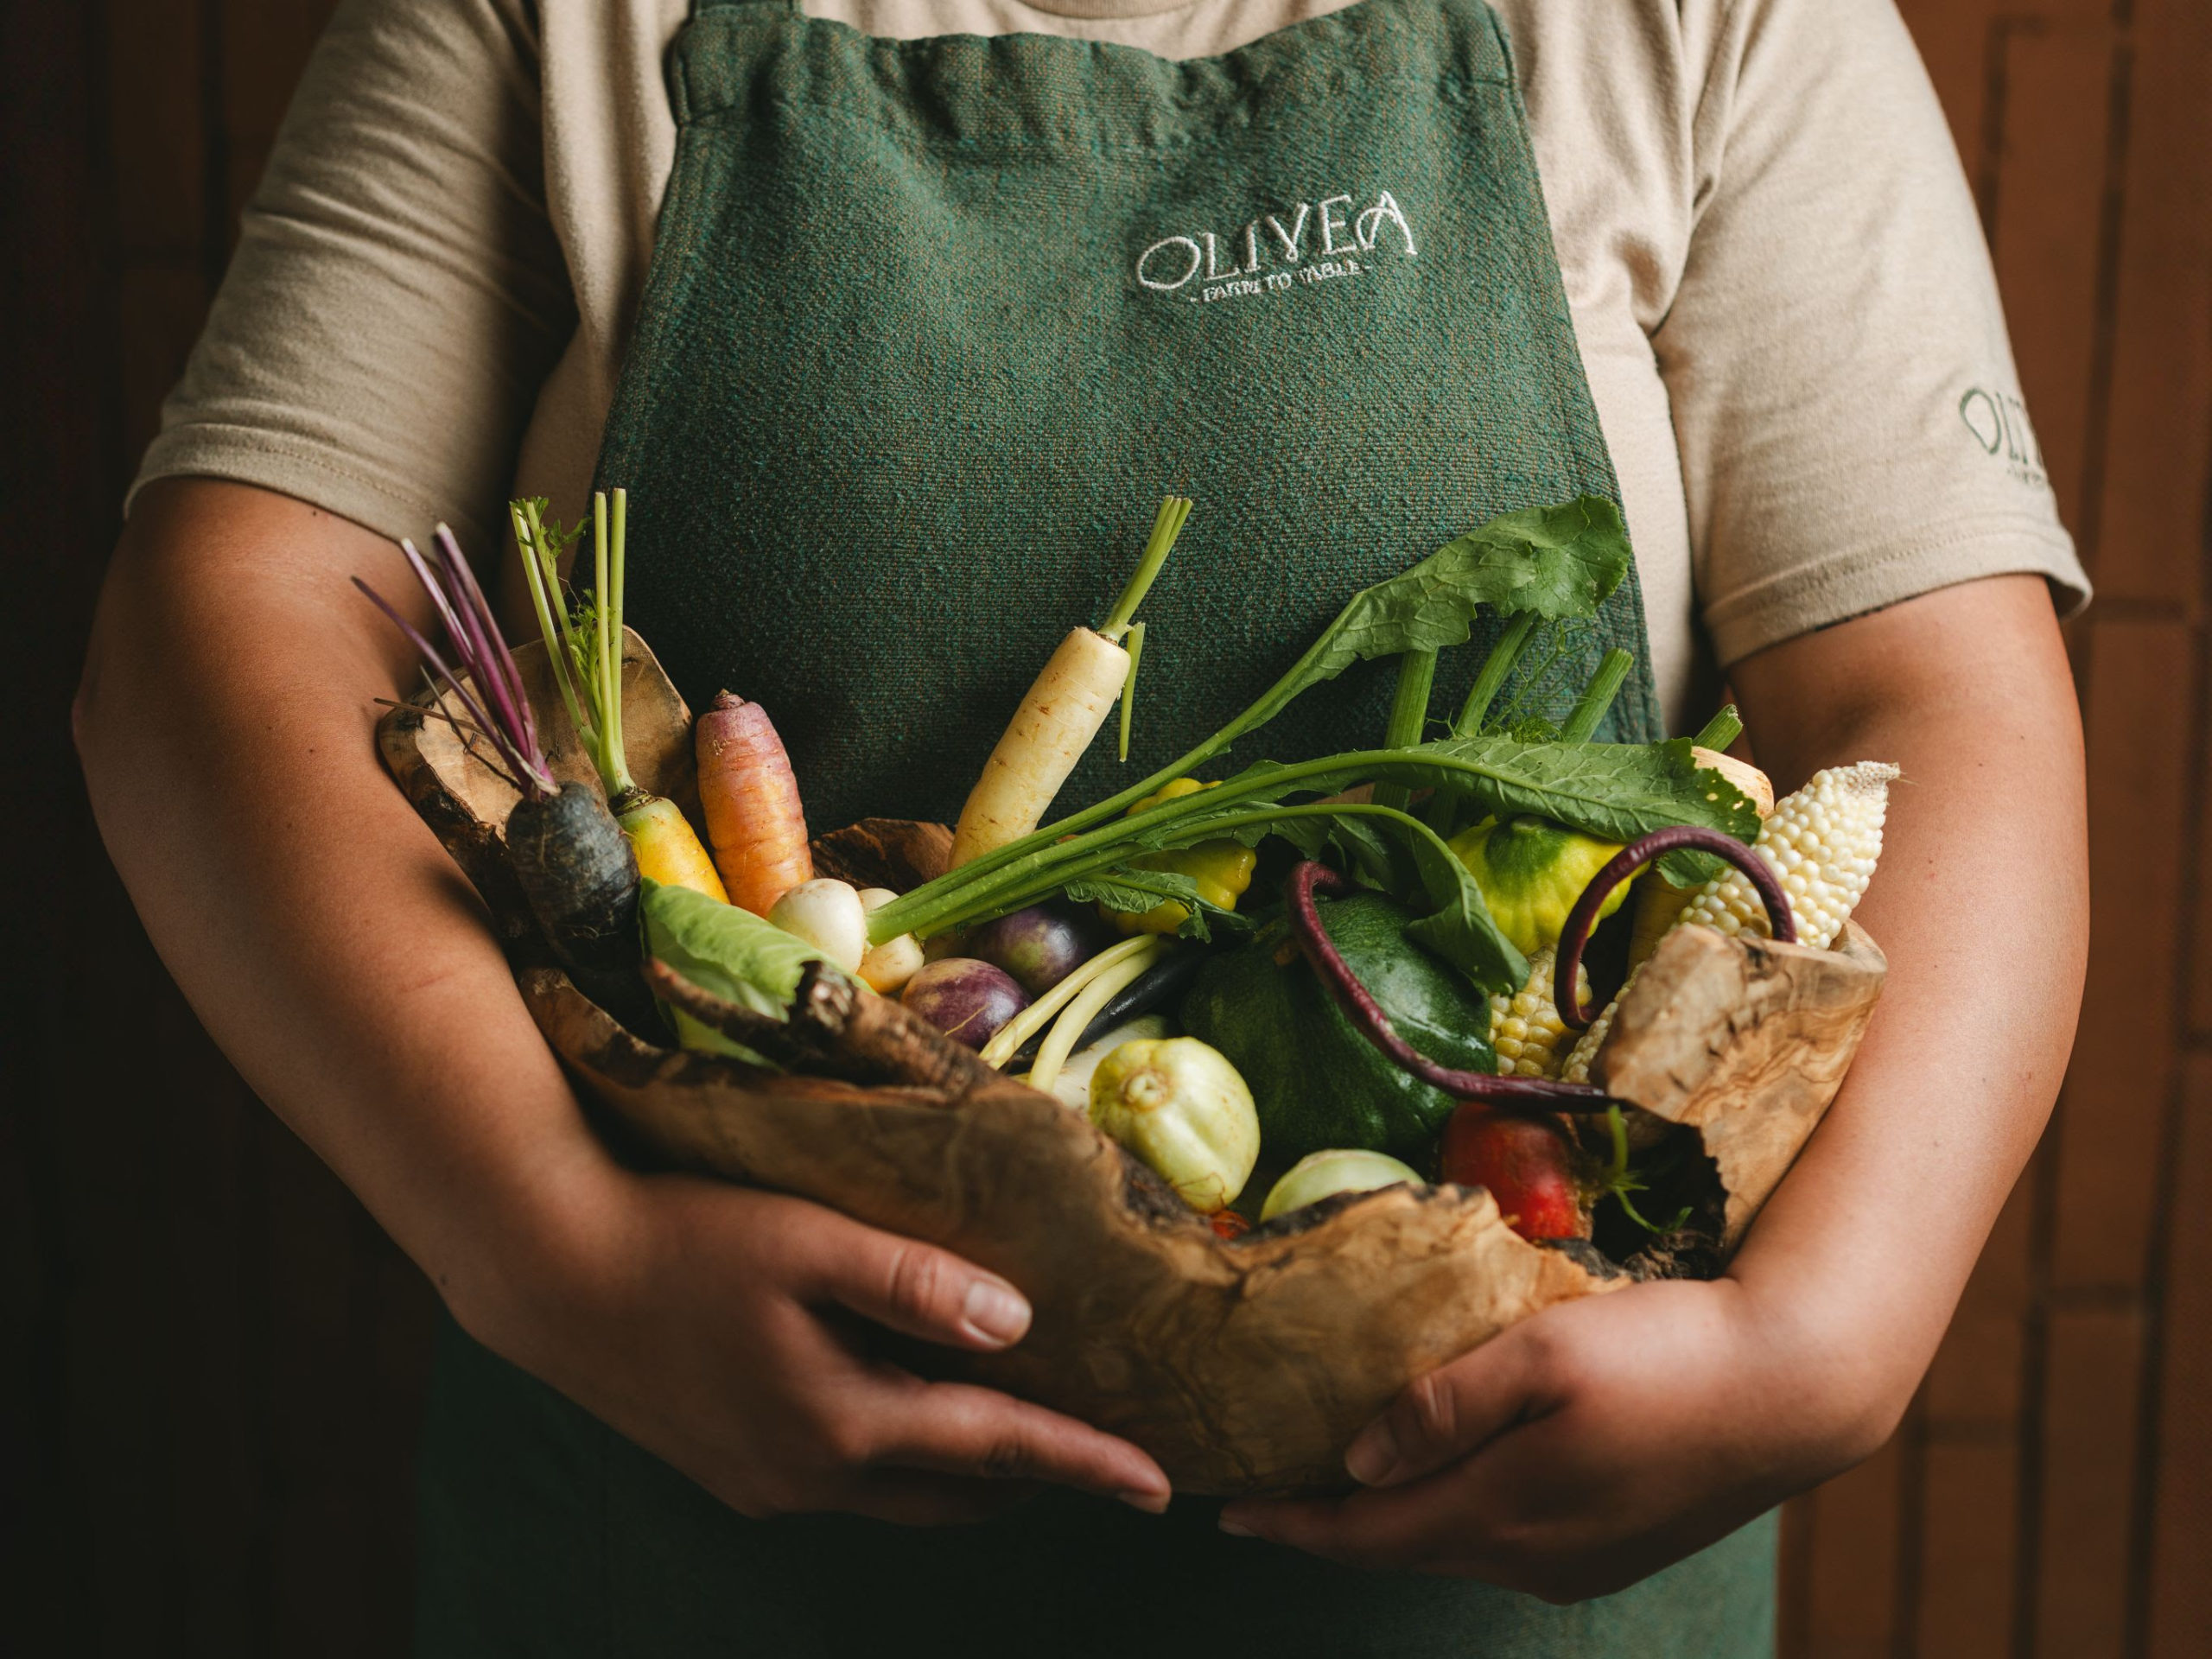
[1059,868,1255,943]
[877,729,1755,969]
[641,880,836,1059]
[1446,499,1635,622]
[1401,832,1527,995]
[1402,734,1760,847]
[1656,847,1726,887]
[1205,497,1631,757]
[1267,811,1401,891]
[1184,735,1756,852]
[1088,800,1525,992]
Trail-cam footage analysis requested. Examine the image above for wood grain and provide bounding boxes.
[2147,1058,2212,1659]
[2034,1305,2145,1659]
[1588,920,1886,1243]
[2056,618,2191,1292]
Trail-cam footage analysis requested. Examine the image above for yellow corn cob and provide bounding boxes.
[1564,762,1899,1084]
[1488,946,1588,1079]
[1562,997,1615,1085]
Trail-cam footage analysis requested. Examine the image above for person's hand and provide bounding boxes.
[459,1166,1173,1527]
[1218,1274,1900,1601]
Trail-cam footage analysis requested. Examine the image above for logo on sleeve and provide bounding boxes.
[1958,385,2048,489]
[1135,191,1418,304]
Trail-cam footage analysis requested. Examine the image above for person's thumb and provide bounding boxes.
[1345,1322,1548,1488]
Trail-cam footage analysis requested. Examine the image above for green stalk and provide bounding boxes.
[601,489,634,796]
[1453,613,1538,737]
[912,799,1458,943]
[585,495,613,791]
[1560,648,1634,744]
[1116,620,1147,762]
[1692,704,1744,751]
[513,501,593,753]
[1100,496,1191,643]
[1423,613,1541,835]
[1373,649,1437,814]
[871,743,1583,943]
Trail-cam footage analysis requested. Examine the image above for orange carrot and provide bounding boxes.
[696,690,813,914]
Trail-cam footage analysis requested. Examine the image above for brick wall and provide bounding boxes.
[1783,4,2212,1656]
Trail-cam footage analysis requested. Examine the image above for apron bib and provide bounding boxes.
[599,0,1660,836]
[419,3,1777,1652]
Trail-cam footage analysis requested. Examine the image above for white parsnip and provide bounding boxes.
[948,497,1192,868]
[950,626,1135,867]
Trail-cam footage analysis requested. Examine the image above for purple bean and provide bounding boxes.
[1551,826,1795,1030]
[1282,861,1616,1112]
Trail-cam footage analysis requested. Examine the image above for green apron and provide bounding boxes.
[418,0,1777,1650]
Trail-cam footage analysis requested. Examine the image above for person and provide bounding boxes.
[75,0,2089,1652]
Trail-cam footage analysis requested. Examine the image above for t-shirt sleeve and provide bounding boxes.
[128,0,574,554]
[1656,0,2090,666]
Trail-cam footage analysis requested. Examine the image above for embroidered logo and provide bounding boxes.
[1957,385,2049,489]
[1135,191,1418,304]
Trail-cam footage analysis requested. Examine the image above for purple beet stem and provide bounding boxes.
[1282,861,1616,1111]
[1551,825,1796,1031]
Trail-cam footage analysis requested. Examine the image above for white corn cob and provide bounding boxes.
[1563,762,1899,1084]
[1488,946,1588,1079]
[1681,761,1899,950]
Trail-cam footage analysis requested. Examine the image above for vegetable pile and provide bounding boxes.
[367,488,1897,1275]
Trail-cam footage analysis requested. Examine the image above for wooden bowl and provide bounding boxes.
[378,632,1885,1494]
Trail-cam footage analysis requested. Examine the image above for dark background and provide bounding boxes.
[4,0,2208,1654]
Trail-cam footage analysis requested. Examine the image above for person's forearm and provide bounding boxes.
[1726,575,2088,1441]
[75,481,613,1320]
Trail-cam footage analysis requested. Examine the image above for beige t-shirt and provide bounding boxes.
[134,0,2088,728]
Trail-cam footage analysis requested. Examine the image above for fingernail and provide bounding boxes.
[1118,1489,1171,1515]
[1218,1513,1256,1538]
[1344,1421,1399,1486]
[961,1278,1030,1345]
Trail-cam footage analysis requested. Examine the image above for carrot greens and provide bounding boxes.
[512,490,729,901]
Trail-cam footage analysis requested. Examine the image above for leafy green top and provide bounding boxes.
[863,496,1745,996]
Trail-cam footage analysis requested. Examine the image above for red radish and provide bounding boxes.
[1440,1104,1592,1241]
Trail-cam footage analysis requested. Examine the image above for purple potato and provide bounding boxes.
[900,957,1029,1051]
[963,902,1109,996]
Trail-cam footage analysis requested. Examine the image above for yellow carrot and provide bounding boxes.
[619,792,728,900]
